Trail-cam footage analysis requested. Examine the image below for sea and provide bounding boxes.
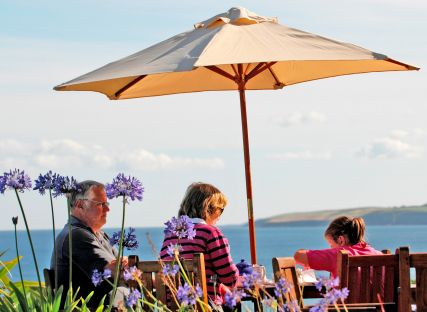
[1,225,427,282]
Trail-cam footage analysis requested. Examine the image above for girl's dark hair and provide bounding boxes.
[324,216,366,245]
[178,182,227,220]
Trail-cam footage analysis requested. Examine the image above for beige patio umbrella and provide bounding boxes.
[54,7,418,264]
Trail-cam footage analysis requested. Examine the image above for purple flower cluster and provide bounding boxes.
[241,270,263,290]
[91,268,112,287]
[33,171,58,195]
[166,243,183,257]
[0,169,32,193]
[224,289,246,309]
[126,289,142,307]
[123,266,142,282]
[105,173,144,201]
[314,276,340,291]
[109,227,139,250]
[309,277,349,312]
[162,263,180,276]
[164,215,196,239]
[274,277,293,297]
[52,175,80,197]
[176,283,203,306]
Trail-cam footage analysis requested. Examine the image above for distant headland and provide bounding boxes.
[254,203,427,227]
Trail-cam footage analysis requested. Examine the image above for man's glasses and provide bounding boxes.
[81,199,110,208]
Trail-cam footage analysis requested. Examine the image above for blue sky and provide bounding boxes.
[1,0,426,231]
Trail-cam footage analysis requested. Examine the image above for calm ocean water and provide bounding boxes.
[1,225,426,282]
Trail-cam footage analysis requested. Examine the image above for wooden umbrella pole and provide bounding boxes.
[238,85,257,265]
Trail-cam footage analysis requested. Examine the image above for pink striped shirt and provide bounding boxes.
[160,221,239,299]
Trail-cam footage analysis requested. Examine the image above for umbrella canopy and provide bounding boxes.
[54,7,418,264]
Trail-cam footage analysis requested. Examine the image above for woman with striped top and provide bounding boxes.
[160,182,239,303]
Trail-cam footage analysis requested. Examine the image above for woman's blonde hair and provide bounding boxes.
[178,182,227,220]
[324,216,366,245]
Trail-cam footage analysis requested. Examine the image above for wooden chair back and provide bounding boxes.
[135,253,208,311]
[272,257,302,304]
[399,251,427,312]
[337,247,406,305]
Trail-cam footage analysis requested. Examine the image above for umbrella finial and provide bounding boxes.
[194,7,278,29]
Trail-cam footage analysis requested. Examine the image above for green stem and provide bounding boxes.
[13,222,29,312]
[108,195,127,311]
[67,195,73,303]
[49,189,58,291]
[14,189,44,302]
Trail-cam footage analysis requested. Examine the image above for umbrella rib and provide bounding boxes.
[230,64,239,77]
[246,62,277,80]
[245,63,266,80]
[114,75,147,99]
[206,66,236,82]
[268,67,285,89]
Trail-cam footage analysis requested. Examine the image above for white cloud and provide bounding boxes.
[0,139,225,171]
[267,151,332,160]
[356,136,423,159]
[0,139,27,156]
[276,111,327,127]
[119,149,224,170]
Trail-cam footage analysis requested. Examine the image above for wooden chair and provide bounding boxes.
[271,257,389,312]
[399,251,427,312]
[337,246,409,311]
[135,253,208,311]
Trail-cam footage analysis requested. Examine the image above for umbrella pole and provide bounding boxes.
[238,87,257,265]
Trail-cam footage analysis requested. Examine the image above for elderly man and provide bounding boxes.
[51,180,128,308]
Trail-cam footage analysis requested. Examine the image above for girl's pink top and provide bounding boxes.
[306,242,382,277]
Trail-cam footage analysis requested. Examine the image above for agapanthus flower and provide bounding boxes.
[33,171,59,195]
[126,289,142,307]
[241,270,262,290]
[123,266,142,282]
[166,243,183,257]
[310,277,349,311]
[315,276,340,291]
[164,215,196,239]
[309,305,326,312]
[177,283,203,306]
[109,227,139,250]
[287,299,301,312]
[91,268,112,286]
[52,175,80,197]
[106,173,144,201]
[224,289,246,309]
[0,169,32,193]
[274,277,293,297]
[324,287,349,304]
[162,263,180,276]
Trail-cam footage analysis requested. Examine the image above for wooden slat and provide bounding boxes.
[409,253,427,312]
[397,247,410,312]
[373,266,384,302]
[349,266,361,303]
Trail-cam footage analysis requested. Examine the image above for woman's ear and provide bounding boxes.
[338,235,345,246]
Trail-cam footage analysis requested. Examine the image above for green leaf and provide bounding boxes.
[0,256,21,280]
[9,280,29,312]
